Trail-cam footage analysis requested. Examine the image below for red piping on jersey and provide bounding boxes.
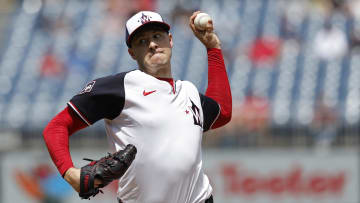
[205,48,232,129]
[43,106,87,176]
[157,77,175,94]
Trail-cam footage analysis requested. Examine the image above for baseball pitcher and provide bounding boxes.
[43,11,232,203]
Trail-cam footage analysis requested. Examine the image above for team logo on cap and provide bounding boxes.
[138,13,152,24]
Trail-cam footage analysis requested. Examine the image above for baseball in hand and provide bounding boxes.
[194,13,212,31]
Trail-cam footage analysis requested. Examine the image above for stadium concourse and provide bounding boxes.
[0,0,359,149]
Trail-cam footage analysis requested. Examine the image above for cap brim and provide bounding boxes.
[126,21,170,47]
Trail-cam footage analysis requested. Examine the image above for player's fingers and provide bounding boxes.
[189,21,196,32]
[205,20,214,32]
[94,178,102,188]
[189,19,198,34]
[189,11,201,30]
[189,10,201,24]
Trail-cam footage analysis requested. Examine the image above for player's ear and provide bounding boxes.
[128,48,136,60]
[169,33,173,48]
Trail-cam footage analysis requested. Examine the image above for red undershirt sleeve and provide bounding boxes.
[43,106,87,176]
[205,48,232,129]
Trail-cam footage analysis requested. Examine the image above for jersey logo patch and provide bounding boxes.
[143,90,156,96]
[189,99,202,128]
[79,80,96,94]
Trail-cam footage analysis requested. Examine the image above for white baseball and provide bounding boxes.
[194,13,212,31]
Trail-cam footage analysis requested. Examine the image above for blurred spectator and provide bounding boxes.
[0,0,17,45]
[309,0,329,15]
[103,0,157,35]
[137,0,157,11]
[313,20,348,61]
[205,94,270,148]
[52,17,72,37]
[209,102,243,148]
[280,14,300,43]
[238,92,270,133]
[36,12,53,35]
[311,94,338,153]
[104,0,137,34]
[280,0,308,43]
[349,26,360,52]
[170,3,195,24]
[40,48,65,78]
[248,37,282,66]
[310,0,348,16]
[0,0,16,13]
[348,0,360,20]
[329,0,348,15]
[348,11,360,53]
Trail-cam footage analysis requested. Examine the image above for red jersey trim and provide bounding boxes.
[157,77,176,94]
[208,103,221,130]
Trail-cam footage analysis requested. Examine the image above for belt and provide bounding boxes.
[118,195,214,203]
[205,195,214,203]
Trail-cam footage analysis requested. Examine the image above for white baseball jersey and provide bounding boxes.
[68,70,220,203]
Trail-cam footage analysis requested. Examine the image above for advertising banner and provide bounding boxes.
[203,149,359,203]
[0,149,117,203]
[1,149,359,203]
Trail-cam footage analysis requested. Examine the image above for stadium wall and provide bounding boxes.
[1,148,358,203]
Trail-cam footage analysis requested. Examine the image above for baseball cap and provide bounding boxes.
[125,11,170,47]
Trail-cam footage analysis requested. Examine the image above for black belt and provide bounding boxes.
[205,195,214,203]
[118,195,214,203]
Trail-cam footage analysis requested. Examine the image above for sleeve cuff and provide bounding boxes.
[60,163,75,177]
[207,48,221,52]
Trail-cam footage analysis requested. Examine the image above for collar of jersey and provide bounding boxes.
[156,77,176,94]
[136,70,176,94]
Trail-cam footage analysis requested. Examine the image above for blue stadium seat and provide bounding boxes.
[0,0,358,133]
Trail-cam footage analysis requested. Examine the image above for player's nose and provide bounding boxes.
[149,40,158,51]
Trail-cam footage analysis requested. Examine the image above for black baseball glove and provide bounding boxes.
[79,144,137,199]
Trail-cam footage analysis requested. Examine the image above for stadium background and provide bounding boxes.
[0,0,359,202]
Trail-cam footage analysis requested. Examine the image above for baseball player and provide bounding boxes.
[43,10,232,203]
